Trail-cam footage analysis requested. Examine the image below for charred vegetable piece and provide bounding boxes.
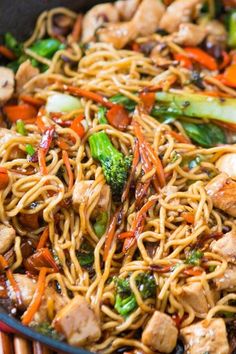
[77,241,94,268]
[110,93,136,112]
[182,122,226,147]
[185,250,203,266]
[228,11,236,48]
[93,212,108,237]
[29,38,65,58]
[155,91,236,123]
[114,273,156,317]
[89,132,132,201]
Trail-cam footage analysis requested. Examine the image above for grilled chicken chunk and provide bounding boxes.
[205,172,236,217]
[173,23,206,46]
[0,67,14,106]
[216,153,236,178]
[53,295,101,346]
[159,0,203,33]
[210,230,236,262]
[81,3,119,42]
[0,224,16,255]
[15,60,39,93]
[179,282,208,314]
[115,0,141,20]
[214,264,236,290]
[142,311,178,353]
[180,319,229,354]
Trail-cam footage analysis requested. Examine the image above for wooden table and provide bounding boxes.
[0,332,55,354]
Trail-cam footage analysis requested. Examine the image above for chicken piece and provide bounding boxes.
[173,23,206,46]
[72,180,111,214]
[205,20,227,50]
[0,67,14,106]
[0,128,25,160]
[132,0,165,37]
[7,274,37,308]
[159,0,203,33]
[81,4,119,42]
[214,264,236,290]
[0,224,15,254]
[180,319,229,354]
[142,311,178,353]
[53,295,101,346]
[179,282,208,314]
[15,60,40,93]
[205,172,236,217]
[97,22,136,49]
[216,153,236,179]
[210,230,236,262]
[115,0,141,21]
[98,0,164,49]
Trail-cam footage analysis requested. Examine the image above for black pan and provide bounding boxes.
[0,1,111,352]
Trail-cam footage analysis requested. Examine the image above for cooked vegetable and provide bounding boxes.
[184,47,218,71]
[185,250,203,266]
[29,38,65,58]
[0,46,16,60]
[97,106,108,124]
[93,212,108,237]
[25,144,35,156]
[70,114,86,138]
[0,167,9,190]
[46,93,81,113]
[106,104,131,130]
[25,248,59,273]
[114,273,156,316]
[228,11,236,48]
[37,227,49,250]
[77,241,94,267]
[62,150,74,190]
[4,32,23,57]
[182,122,226,147]
[89,132,132,200]
[16,120,27,136]
[32,322,63,340]
[110,93,136,111]
[0,255,22,307]
[155,91,236,123]
[3,104,37,122]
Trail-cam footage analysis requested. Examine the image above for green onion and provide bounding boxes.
[97,107,108,124]
[16,120,27,136]
[25,144,35,156]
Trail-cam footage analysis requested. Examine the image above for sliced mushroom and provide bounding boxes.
[0,67,14,106]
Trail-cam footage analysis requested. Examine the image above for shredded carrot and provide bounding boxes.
[21,267,48,325]
[37,226,49,250]
[117,231,135,239]
[183,267,203,276]
[62,85,114,109]
[122,139,139,203]
[70,114,85,138]
[20,95,45,107]
[139,92,155,113]
[103,208,121,261]
[36,111,47,133]
[3,104,37,123]
[169,130,190,144]
[0,255,22,307]
[200,91,231,98]
[62,150,74,190]
[0,45,16,60]
[184,47,218,71]
[38,148,48,175]
[72,14,83,42]
[57,138,70,150]
[174,53,192,69]
[219,51,230,70]
[0,167,9,190]
[182,212,195,224]
[214,74,236,88]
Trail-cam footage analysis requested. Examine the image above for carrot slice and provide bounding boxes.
[174,53,193,69]
[169,130,190,144]
[182,212,195,224]
[3,104,37,123]
[106,104,131,131]
[139,92,155,113]
[62,150,74,190]
[70,114,85,138]
[184,47,218,71]
[37,226,49,250]
[20,95,45,108]
[38,148,48,175]
[0,167,9,190]
[21,267,48,325]
[0,45,16,60]
[183,267,203,276]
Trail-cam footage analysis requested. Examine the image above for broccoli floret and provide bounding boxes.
[89,132,132,201]
[114,273,156,317]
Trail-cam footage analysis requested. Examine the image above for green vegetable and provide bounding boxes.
[46,93,81,113]
[89,132,132,200]
[114,273,156,317]
[32,322,63,340]
[110,93,136,111]
[182,122,226,147]
[77,241,94,268]
[228,11,236,48]
[4,32,23,57]
[97,107,108,124]
[188,155,203,169]
[29,38,65,58]
[155,91,236,123]
[16,120,27,136]
[7,54,28,73]
[209,265,217,272]
[93,212,108,237]
[185,250,203,266]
